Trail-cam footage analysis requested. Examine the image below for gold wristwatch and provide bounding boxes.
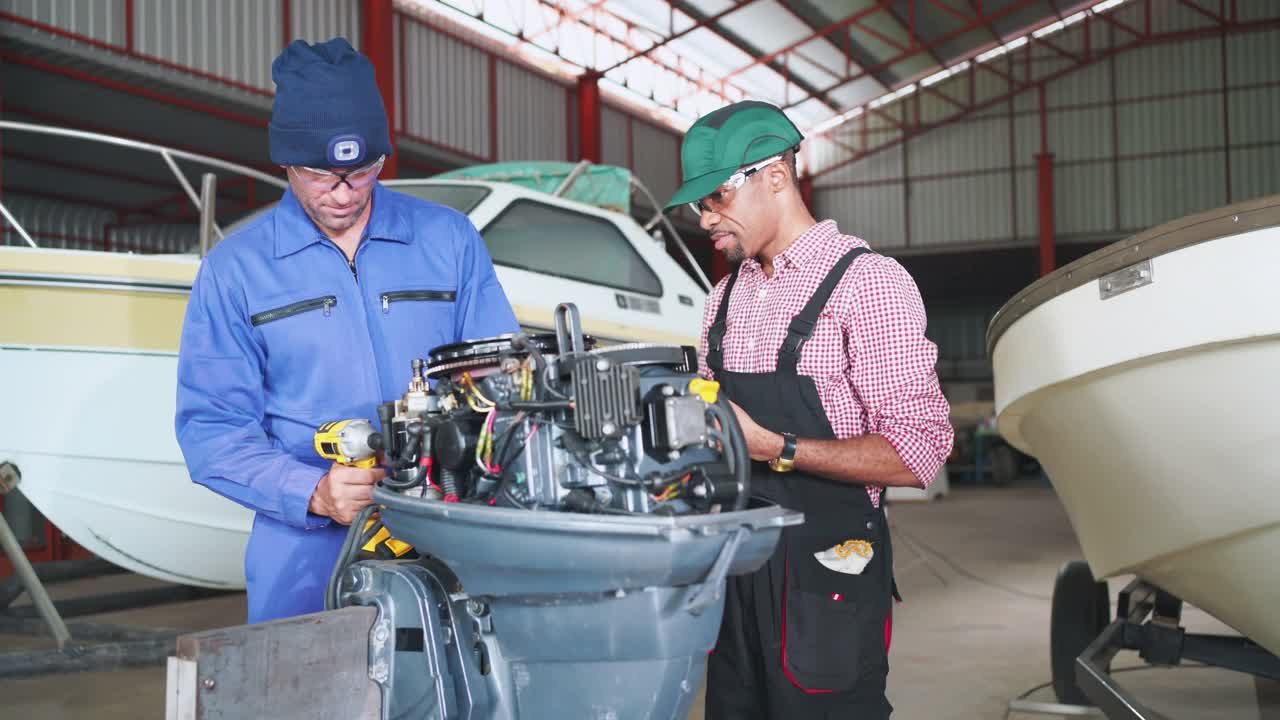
[768,433,797,473]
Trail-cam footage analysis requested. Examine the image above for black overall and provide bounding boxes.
[705,247,895,719]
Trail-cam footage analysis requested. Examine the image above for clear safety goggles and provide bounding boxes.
[688,154,783,215]
[290,154,385,192]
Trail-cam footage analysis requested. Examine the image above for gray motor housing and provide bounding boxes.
[337,492,803,719]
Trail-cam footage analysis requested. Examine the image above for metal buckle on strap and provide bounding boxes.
[709,329,725,352]
[780,331,806,356]
[788,317,817,337]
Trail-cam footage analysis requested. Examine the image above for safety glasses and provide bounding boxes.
[687,154,783,216]
[289,155,386,192]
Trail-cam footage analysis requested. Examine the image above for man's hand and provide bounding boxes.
[728,401,785,462]
[309,462,386,525]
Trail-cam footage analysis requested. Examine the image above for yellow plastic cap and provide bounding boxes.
[688,378,720,404]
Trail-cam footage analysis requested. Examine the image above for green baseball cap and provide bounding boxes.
[665,100,804,211]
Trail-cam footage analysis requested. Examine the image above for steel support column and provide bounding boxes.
[1037,152,1055,276]
[363,0,398,179]
[1038,85,1054,276]
[578,71,603,163]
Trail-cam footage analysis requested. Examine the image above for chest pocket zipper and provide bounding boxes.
[380,289,457,313]
[251,295,337,326]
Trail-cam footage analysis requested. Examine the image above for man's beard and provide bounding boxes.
[723,237,747,265]
[306,195,369,236]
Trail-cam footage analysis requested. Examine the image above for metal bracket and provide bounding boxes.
[684,527,749,615]
[1099,259,1153,300]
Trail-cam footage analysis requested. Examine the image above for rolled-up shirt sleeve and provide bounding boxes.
[845,256,954,486]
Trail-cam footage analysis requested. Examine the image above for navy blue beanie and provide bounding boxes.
[269,37,393,168]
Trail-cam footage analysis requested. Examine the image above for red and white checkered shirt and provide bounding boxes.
[698,220,953,507]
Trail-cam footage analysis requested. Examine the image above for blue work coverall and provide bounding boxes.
[175,183,519,622]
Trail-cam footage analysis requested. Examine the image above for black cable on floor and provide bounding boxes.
[891,523,1052,601]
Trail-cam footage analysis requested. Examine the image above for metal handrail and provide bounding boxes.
[631,176,713,293]
[0,121,287,254]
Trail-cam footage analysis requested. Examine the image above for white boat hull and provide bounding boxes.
[991,200,1280,656]
[0,348,253,588]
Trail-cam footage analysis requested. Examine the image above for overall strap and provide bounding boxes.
[705,265,743,374]
[776,247,872,374]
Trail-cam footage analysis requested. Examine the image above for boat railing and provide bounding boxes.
[0,121,288,257]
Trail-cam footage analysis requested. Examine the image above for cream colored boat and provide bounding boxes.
[988,194,1280,657]
[0,123,707,590]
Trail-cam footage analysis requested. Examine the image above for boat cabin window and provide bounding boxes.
[393,184,491,215]
[481,200,663,297]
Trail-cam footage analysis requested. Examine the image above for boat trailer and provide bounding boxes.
[1026,560,1280,719]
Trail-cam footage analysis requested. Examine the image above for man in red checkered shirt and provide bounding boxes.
[666,101,953,719]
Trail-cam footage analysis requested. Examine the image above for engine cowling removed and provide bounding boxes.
[375,303,749,515]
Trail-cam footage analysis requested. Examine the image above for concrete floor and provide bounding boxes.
[1,484,1275,719]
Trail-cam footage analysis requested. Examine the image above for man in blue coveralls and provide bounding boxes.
[175,37,519,623]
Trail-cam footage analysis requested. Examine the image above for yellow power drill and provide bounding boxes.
[313,419,415,559]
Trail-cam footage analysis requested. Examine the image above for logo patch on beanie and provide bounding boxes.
[327,134,366,166]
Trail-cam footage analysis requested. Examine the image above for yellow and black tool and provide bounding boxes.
[314,419,415,559]
[314,419,382,469]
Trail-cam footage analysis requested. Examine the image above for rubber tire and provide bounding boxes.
[1050,560,1111,705]
[990,443,1018,486]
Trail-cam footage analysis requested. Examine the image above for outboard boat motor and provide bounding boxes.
[327,303,802,719]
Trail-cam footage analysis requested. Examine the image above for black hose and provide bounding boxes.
[390,421,425,470]
[712,396,751,512]
[504,400,573,410]
[325,504,378,611]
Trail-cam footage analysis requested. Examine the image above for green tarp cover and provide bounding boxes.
[435,161,631,214]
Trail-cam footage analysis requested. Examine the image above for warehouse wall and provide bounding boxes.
[812,5,1280,255]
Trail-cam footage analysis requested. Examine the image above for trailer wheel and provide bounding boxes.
[1050,560,1110,705]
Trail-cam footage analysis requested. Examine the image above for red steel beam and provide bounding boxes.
[1090,9,1144,39]
[925,0,975,25]
[578,71,603,163]
[125,0,135,52]
[399,14,407,134]
[281,0,291,48]
[1174,0,1228,26]
[488,55,499,161]
[1037,84,1055,276]
[363,0,398,178]
[526,0,611,44]
[1038,151,1055,275]
[849,16,910,54]
[1220,27,1231,203]
[920,84,968,111]
[1029,34,1082,64]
